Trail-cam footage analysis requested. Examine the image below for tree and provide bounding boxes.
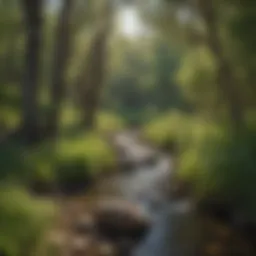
[196,0,245,129]
[76,1,113,129]
[81,26,109,129]
[226,1,256,109]
[21,0,43,142]
[146,0,245,128]
[47,0,74,137]
[152,41,185,111]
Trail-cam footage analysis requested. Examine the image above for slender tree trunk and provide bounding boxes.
[48,0,74,137]
[81,26,109,129]
[21,0,43,142]
[76,2,112,130]
[196,0,245,130]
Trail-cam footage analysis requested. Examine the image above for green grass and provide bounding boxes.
[0,186,56,256]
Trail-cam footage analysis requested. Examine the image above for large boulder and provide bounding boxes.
[72,214,95,235]
[93,199,151,243]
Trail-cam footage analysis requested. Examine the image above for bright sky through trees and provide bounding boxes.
[116,5,150,38]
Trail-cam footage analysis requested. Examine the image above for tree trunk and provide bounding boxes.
[47,0,74,137]
[81,26,109,129]
[21,0,43,143]
[76,2,112,130]
[196,0,245,130]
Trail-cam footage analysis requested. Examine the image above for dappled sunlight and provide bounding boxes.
[0,0,256,255]
[116,5,151,39]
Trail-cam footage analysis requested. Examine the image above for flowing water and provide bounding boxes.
[88,131,200,256]
[53,131,254,256]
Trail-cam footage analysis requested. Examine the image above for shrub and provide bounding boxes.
[0,186,56,256]
[25,143,57,193]
[55,132,117,192]
[96,112,125,133]
[178,122,226,196]
[0,131,117,194]
[60,104,81,129]
[145,111,256,220]
[0,141,57,193]
[143,111,191,152]
[59,107,125,134]
[0,84,21,131]
[0,142,27,181]
[179,123,256,220]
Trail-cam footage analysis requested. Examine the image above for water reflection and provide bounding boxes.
[91,132,200,256]
[134,200,199,256]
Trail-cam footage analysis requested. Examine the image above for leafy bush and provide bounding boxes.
[60,104,81,129]
[0,141,56,190]
[0,143,27,181]
[0,186,56,256]
[0,106,20,130]
[55,132,116,192]
[96,112,125,133]
[143,111,191,152]
[145,111,256,220]
[176,47,219,110]
[0,132,117,194]
[58,105,125,133]
[0,84,21,131]
[179,123,256,220]
[57,132,116,175]
[178,122,226,194]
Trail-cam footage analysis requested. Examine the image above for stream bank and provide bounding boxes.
[48,131,255,256]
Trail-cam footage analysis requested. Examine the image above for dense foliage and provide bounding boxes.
[1,0,256,254]
[143,0,256,224]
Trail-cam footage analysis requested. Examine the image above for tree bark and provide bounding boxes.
[81,26,109,129]
[196,0,244,130]
[21,0,43,142]
[76,2,112,130]
[47,0,74,137]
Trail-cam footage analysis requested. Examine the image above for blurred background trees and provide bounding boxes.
[0,0,256,255]
[142,0,256,225]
